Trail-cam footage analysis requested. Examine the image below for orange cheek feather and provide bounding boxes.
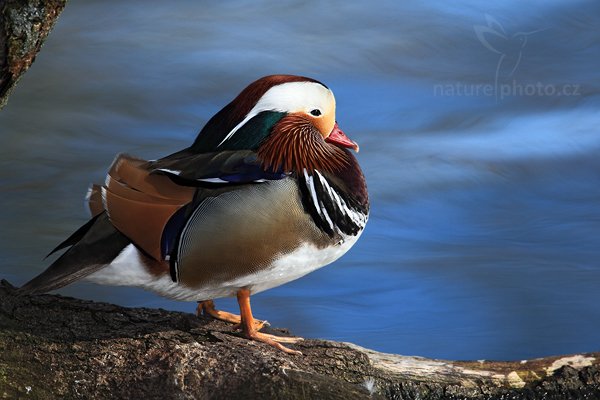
[306,111,335,139]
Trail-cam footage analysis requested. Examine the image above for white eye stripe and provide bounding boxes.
[217,113,258,147]
[218,82,334,147]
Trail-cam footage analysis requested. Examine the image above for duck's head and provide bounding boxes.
[191,75,359,173]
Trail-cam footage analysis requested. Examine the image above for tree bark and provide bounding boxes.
[0,0,66,109]
[0,280,598,399]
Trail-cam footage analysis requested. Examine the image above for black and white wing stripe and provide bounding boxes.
[299,169,368,237]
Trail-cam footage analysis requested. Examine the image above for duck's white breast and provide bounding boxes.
[85,231,362,302]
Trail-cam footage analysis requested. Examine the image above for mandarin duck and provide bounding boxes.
[20,75,369,354]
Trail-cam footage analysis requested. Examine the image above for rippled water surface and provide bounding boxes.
[1,0,600,360]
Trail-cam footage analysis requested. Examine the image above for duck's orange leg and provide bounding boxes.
[196,300,267,330]
[236,289,303,355]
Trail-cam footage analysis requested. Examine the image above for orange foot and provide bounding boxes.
[196,299,267,331]
[236,289,303,355]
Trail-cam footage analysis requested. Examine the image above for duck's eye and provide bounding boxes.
[310,109,322,117]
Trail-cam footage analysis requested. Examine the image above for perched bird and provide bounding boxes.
[20,75,369,354]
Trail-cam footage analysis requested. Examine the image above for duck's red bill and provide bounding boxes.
[325,122,359,152]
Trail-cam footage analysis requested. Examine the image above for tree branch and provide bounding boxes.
[0,0,66,109]
[0,280,598,399]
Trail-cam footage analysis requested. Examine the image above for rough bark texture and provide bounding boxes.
[0,280,599,399]
[0,0,66,109]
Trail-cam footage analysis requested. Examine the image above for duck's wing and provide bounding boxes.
[95,153,196,261]
[65,149,286,264]
[146,149,287,184]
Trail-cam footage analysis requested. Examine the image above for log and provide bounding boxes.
[0,0,66,109]
[0,280,598,399]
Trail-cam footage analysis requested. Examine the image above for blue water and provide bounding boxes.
[1,0,600,360]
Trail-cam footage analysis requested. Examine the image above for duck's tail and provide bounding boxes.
[18,212,131,295]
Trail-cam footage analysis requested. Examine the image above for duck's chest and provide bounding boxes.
[173,173,368,293]
[202,230,364,298]
[173,179,334,283]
